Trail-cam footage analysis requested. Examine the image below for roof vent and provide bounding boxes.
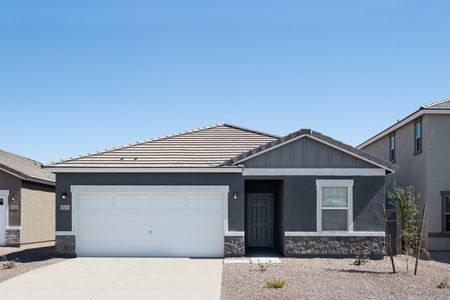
[120,157,138,161]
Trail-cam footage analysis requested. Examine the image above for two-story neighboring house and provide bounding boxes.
[358,99,450,251]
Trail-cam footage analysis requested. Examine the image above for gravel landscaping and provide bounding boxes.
[0,246,66,283]
[221,255,450,299]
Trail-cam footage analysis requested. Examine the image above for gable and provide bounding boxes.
[243,136,375,169]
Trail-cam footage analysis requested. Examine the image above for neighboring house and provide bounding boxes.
[45,124,396,258]
[0,150,55,247]
[358,99,450,251]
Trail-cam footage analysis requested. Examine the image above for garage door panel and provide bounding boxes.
[76,190,225,257]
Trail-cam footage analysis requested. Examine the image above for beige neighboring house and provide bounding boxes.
[0,150,55,247]
[359,98,450,251]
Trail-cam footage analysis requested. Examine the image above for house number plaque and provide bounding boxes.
[60,205,71,211]
[10,204,19,210]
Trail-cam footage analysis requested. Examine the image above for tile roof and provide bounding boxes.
[422,98,450,109]
[358,97,450,149]
[48,124,279,168]
[223,129,397,173]
[0,150,55,185]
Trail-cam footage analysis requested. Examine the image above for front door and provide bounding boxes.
[246,193,273,248]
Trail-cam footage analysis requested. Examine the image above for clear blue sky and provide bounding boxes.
[1,1,449,163]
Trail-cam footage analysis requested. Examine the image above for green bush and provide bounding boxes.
[266,280,285,289]
[353,252,369,266]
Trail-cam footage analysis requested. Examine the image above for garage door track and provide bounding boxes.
[0,258,223,300]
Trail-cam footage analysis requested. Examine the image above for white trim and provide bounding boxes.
[0,190,10,229]
[243,168,385,176]
[5,226,21,230]
[70,185,230,194]
[225,231,245,237]
[316,180,354,233]
[56,231,75,236]
[69,185,231,254]
[46,167,243,173]
[358,109,450,149]
[234,133,394,173]
[285,231,385,237]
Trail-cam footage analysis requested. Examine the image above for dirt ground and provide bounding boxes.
[221,254,450,300]
[0,246,66,283]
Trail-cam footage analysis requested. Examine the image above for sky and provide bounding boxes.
[1,1,449,164]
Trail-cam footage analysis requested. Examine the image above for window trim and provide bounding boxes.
[389,132,396,163]
[414,118,423,155]
[316,180,354,233]
[442,191,450,233]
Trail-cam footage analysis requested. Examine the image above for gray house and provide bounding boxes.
[46,124,396,258]
[359,99,450,251]
[0,150,55,247]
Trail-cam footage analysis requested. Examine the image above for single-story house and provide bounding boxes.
[0,150,55,247]
[46,124,397,258]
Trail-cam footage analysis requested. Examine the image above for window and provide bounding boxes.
[443,193,450,233]
[316,180,353,232]
[414,119,422,154]
[389,133,396,163]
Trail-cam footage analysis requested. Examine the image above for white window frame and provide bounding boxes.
[316,180,354,233]
[0,190,9,227]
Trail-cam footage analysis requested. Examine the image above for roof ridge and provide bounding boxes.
[221,123,280,139]
[49,123,228,165]
[422,97,450,108]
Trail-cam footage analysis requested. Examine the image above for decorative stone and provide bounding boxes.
[55,235,76,256]
[5,229,20,246]
[285,236,385,257]
[224,236,245,257]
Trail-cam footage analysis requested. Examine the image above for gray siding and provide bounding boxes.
[244,137,374,169]
[55,173,244,232]
[282,176,385,232]
[0,170,22,226]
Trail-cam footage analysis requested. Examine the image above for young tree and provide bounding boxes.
[388,184,419,272]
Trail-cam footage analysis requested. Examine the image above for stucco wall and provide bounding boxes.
[282,176,385,232]
[55,173,245,232]
[20,181,55,245]
[0,170,22,226]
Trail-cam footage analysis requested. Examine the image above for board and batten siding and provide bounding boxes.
[244,137,374,169]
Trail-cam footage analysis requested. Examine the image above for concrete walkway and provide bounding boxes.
[0,258,223,300]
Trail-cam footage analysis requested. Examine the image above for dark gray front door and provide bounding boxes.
[246,193,273,248]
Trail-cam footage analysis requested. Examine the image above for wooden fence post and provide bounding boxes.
[414,204,426,275]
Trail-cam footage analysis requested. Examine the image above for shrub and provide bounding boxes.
[388,184,419,272]
[266,280,285,289]
[353,252,369,266]
[1,256,16,269]
[437,278,450,289]
[258,263,268,272]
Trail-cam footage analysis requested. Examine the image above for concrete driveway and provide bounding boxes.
[0,258,223,300]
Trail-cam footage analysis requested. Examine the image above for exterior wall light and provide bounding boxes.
[62,193,67,199]
[233,193,239,200]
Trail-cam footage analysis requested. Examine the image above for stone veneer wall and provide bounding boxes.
[224,236,245,257]
[55,235,76,257]
[5,229,21,246]
[285,236,385,257]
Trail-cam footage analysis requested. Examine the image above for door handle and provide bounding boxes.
[149,230,152,235]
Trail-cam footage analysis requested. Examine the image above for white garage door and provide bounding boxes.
[74,186,226,257]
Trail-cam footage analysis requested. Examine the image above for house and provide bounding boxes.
[0,150,55,247]
[358,98,450,251]
[45,124,396,258]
